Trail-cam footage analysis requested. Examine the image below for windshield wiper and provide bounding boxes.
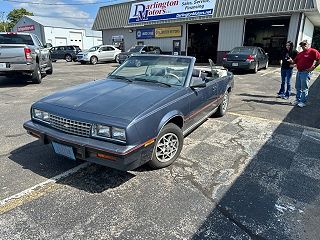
[109,75,133,82]
[134,78,171,87]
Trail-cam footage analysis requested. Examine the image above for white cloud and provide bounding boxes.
[13,0,96,28]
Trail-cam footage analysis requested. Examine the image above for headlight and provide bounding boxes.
[91,124,111,138]
[83,53,88,56]
[91,124,126,141]
[32,108,49,122]
[112,127,126,141]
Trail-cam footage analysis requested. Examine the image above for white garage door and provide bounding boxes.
[55,37,67,46]
[70,32,83,49]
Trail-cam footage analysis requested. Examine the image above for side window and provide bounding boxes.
[34,36,42,47]
[148,46,154,52]
[100,47,107,51]
[57,46,65,51]
[106,46,115,51]
[260,48,266,55]
[66,46,74,50]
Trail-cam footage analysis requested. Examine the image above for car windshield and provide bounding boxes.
[128,46,144,53]
[0,34,34,45]
[109,55,191,87]
[88,46,99,52]
[230,47,255,54]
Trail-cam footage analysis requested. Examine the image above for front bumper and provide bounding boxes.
[23,120,154,171]
[222,61,256,70]
[76,55,90,62]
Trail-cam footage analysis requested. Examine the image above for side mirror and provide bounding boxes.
[190,77,206,88]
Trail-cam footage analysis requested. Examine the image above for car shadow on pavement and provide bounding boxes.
[9,141,135,193]
[0,76,30,87]
[191,75,320,239]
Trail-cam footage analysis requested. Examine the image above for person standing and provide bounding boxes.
[277,41,298,99]
[288,40,320,107]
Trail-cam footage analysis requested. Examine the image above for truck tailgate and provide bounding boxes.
[0,44,27,63]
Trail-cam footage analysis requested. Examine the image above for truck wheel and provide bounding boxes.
[65,54,72,62]
[46,61,53,75]
[214,90,230,117]
[90,56,98,65]
[31,63,42,84]
[148,123,183,169]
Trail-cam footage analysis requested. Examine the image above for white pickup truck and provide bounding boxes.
[0,32,53,84]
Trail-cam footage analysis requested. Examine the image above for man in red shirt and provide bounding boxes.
[288,40,320,107]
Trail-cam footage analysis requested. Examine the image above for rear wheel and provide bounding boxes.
[148,123,183,169]
[214,90,230,117]
[65,54,72,62]
[31,63,42,84]
[90,56,98,65]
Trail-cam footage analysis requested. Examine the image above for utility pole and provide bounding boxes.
[0,11,7,32]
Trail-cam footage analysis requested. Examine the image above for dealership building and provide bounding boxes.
[13,16,102,50]
[93,0,320,64]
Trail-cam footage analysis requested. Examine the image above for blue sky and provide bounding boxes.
[0,0,132,28]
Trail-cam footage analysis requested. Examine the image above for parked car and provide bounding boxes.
[50,45,81,62]
[0,32,53,84]
[118,45,162,64]
[23,55,234,171]
[222,46,269,73]
[76,45,121,65]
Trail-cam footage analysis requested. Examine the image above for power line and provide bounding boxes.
[3,0,111,5]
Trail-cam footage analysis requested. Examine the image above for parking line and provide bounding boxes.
[229,112,320,133]
[0,162,90,214]
[260,69,279,76]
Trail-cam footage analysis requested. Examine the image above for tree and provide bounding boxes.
[0,22,10,32]
[7,8,33,31]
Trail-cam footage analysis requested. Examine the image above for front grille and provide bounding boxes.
[49,114,91,137]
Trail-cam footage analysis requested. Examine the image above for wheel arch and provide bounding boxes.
[157,111,184,136]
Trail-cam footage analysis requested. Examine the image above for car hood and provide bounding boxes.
[39,79,179,121]
[119,52,133,57]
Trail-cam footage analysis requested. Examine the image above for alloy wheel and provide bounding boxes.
[155,133,179,163]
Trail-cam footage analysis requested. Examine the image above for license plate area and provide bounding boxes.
[0,63,7,68]
[232,62,239,67]
[52,141,76,160]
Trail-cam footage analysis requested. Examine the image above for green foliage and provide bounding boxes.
[7,8,33,31]
[0,22,10,32]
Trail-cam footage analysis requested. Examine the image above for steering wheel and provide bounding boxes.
[164,72,181,83]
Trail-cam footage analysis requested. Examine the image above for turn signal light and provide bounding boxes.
[24,47,32,60]
[96,153,117,161]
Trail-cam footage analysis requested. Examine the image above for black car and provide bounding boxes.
[50,45,81,62]
[118,45,162,64]
[222,46,269,73]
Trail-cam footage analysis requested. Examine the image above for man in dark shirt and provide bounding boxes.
[277,41,298,99]
[288,40,320,107]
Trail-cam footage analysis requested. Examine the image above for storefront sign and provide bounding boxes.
[129,0,215,23]
[136,28,155,39]
[155,26,182,38]
[112,35,124,41]
[17,25,35,32]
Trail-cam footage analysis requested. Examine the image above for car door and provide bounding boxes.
[105,46,116,60]
[183,69,210,131]
[50,47,58,60]
[97,46,109,60]
[259,48,268,67]
[57,46,66,59]
[33,35,50,67]
[256,48,266,68]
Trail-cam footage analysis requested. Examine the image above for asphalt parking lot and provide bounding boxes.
[1,61,320,239]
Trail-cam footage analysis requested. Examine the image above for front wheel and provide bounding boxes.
[148,123,183,169]
[90,56,98,65]
[65,54,72,62]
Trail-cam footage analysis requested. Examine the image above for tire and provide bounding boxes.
[253,63,258,73]
[31,63,42,84]
[90,56,98,65]
[46,61,53,75]
[115,54,120,63]
[148,123,183,169]
[214,91,230,117]
[65,54,72,62]
[264,61,269,69]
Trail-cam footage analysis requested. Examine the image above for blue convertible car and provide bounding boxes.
[24,55,234,171]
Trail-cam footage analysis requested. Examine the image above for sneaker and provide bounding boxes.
[298,102,306,108]
[277,93,284,98]
[291,100,299,105]
[282,96,289,100]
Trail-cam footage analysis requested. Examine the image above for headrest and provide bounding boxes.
[151,67,166,76]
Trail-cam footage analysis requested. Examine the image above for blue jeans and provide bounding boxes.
[278,68,293,97]
[295,71,311,103]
